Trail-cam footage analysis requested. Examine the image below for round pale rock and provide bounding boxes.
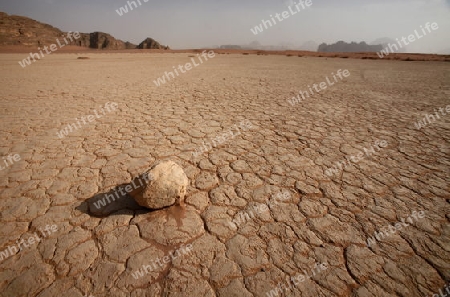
[134,161,189,209]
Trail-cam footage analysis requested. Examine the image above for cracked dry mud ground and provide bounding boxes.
[0,53,449,297]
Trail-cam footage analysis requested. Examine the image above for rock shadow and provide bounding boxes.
[77,173,153,218]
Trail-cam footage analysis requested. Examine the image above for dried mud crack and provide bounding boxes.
[0,53,449,297]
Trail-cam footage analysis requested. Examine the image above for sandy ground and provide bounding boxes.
[0,53,449,297]
[1,45,449,62]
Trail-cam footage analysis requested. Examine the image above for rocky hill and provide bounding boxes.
[318,41,382,53]
[0,11,168,50]
[137,38,168,49]
[0,11,64,46]
[75,32,138,50]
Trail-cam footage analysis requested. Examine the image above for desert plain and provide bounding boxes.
[0,52,449,297]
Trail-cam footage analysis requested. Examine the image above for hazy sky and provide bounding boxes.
[1,0,449,52]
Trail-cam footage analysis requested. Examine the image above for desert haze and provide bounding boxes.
[0,2,449,297]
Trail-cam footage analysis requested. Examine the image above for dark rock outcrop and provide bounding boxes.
[137,37,169,49]
[74,32,129,50]
[318,41,383,53]
[125,41,137,49]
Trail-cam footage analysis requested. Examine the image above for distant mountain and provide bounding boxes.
[371,37,395,46]
[248,41,262,49]
[228,41,318,51]
[371,37,406,53]
[299,40,318,52]
[220,45,242,49]
[318,41,382,53]
[277,42,297,50]
[0,11,168,50]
